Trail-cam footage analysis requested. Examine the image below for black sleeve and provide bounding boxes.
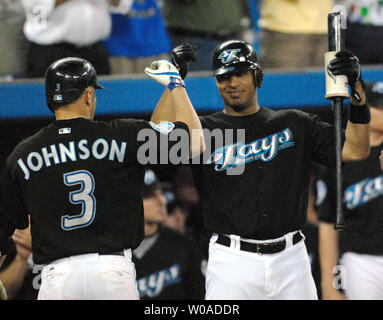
[308,113,345,168]
[183,237,206,300]
[0,162,29,251]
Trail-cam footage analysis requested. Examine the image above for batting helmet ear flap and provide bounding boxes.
[253,67,264,89]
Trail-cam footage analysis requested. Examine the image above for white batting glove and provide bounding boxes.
[0,280,7,300]
[145,60,185,91]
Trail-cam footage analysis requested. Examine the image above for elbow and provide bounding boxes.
[362,147,371,160]
[355,146,371,160]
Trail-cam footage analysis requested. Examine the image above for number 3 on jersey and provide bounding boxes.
[61,170,96,231]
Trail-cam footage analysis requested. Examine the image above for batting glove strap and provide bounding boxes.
[167,76,186,91]
[349,102,371,124]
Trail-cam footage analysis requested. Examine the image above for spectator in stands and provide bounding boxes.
[20,0,132,78]
[133,169,205,300]
[105,0,171,75]
[162,0,246,71]
[258,0,334,69]
[339,0,383,64]
[0,0,27,78]
[163,197,189,234]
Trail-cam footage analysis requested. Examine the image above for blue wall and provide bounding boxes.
[1,68,383,119]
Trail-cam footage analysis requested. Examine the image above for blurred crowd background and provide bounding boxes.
[1,0,383,80]
[1,0,383,300]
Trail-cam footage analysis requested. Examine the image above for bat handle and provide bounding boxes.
[333,96,345,231]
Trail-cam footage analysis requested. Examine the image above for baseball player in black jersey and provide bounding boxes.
[152,40,371,299]
[0,57,204,299]
[133,170,205,300]
[319,82,383,300]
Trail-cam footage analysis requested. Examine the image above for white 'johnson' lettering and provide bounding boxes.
[18,139,127,180]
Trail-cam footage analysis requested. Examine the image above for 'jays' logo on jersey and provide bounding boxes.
[206,128,294,171]
[137,264,181,298]
[218,49,241,64]
[344,174,383,209]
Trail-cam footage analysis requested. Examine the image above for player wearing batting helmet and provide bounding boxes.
[152,40,371,299]
[0,57,204,300]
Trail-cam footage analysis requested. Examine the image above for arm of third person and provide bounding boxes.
[0,226,32,300]
[319,222,347,300]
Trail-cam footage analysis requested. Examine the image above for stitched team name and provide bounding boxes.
[344,174,383,209]
[137,264,181,298]
[206,127,294,171]
[17,139,127,180]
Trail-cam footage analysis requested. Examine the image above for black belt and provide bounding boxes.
[99,251,125,256]
[216,232,303,254]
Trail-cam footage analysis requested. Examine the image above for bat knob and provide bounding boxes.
[334,223,345,231]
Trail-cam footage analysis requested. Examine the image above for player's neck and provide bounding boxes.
[55,104,92,120]
[224,103,260,116]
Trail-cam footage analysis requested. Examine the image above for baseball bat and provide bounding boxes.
[325,12,349,231]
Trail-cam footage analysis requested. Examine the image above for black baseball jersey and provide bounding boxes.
[317,144,383,254]
[191,107,343,240]
[133,226,205,300]
[0,117,189,264]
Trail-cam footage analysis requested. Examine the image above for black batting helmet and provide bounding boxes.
[211,40,263,88]
[45,57,105,112]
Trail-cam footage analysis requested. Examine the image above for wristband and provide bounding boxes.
[167,76,185,91]
[349,103,371,124]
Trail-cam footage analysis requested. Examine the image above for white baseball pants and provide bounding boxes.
[340,252,383,300]
[206,231,318,300]
[38,249,139,300]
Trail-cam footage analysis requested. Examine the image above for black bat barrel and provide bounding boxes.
[328,12,346,231]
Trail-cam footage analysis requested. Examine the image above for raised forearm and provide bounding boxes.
[151,89,175,123]
[342,81,370,161]
[171,88,205,157]
[145,59,204,156]
[342,122,370,161]
[319,222,346,299]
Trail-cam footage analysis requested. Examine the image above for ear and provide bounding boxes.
[85,87,92,106]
